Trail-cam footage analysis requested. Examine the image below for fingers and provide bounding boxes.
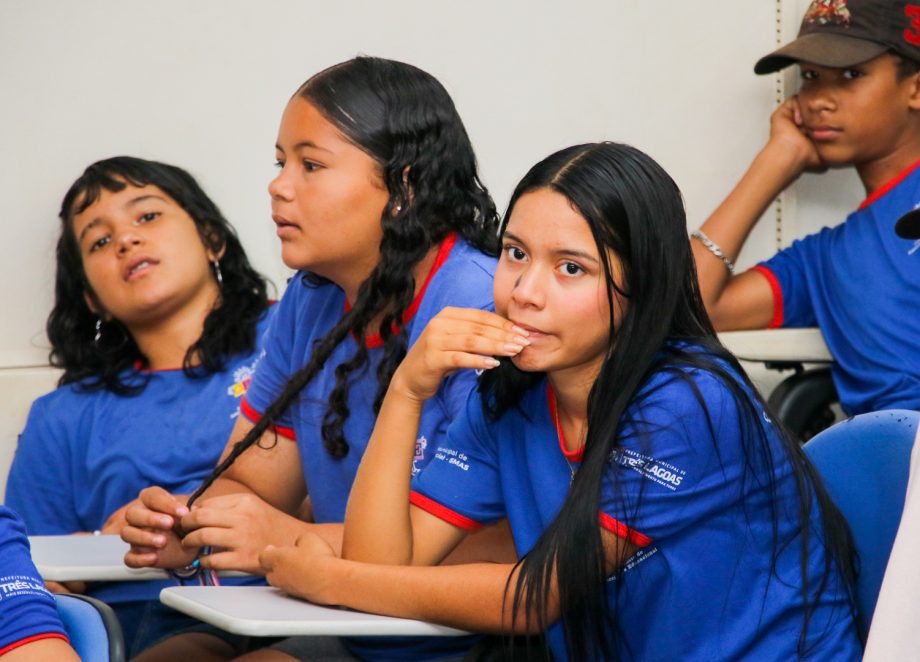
[141,487,190,519]
[121,523,172,550]
[180,526,240,551]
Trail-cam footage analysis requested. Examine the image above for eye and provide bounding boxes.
[88,235,111,253]
[302,160,321,172]
[503,245,527,262]
[558,262,583,277]
[137,211,159,224]
[274,159,285,169]
[800,69,818,81]
[842,68,863,80]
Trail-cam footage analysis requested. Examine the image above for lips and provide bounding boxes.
[806,125,842,141]
[123,256,159,281]
[272,213,300,234]
[510,321,546,338]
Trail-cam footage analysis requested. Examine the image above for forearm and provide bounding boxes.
[324,559,546,634]
[343,380,424,564]
[695,143,803,308]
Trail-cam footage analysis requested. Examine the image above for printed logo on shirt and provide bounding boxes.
[0,575,51,601]
[609,448,686,491]
[411,435,429,476]
[607,546,659,582]
[433,445,471,472]
[227,352,265,418]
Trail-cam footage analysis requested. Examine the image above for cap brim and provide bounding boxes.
[755,33,888,75]
[896,209,920,239]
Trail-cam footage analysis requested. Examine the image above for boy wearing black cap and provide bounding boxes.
[695,0,920,416]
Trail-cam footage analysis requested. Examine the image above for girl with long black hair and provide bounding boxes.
[260,142,862,660]
[6,156,272,659]
[122,57,509,661]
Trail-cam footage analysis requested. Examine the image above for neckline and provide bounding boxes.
[347,232,458,349]
[547,383,584,463]
[858,158,920,211]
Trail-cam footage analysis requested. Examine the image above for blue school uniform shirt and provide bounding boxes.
[411,353,861,661]
[243,233,496,661]
[0,506,68,656]
[5,308,275,605]
[755,160,920,415]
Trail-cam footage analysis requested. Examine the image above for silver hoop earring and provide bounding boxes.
[93,318,102,347]
[212,260,223,287]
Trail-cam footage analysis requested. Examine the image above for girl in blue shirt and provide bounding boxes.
[260,142,862,661]
[122,57,509,661]
[6,156,271,659]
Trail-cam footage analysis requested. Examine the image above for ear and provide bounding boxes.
[201,223,227,262]
[906,72,920,110]
[83,291,110,320]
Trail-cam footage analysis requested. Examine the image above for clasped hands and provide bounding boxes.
[121,487,318,575]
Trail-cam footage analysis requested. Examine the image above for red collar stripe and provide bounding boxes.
[547,384,584,462]
[350,232,459,349]
[859,159,920,210]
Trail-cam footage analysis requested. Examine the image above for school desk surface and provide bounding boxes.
[159,586,469,637]
[718,327,833,364]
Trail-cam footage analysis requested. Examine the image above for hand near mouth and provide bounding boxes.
[768,96,827,175]
[389,307,531,404]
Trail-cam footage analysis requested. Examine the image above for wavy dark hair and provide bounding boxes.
[189,56,499,503]
[49,156,269,393]
[479,143,856,660]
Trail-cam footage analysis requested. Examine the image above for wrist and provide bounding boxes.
[759,139,811,180]
[387,371,430,407]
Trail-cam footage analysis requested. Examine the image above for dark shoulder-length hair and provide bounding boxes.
[189,56,499,503]
[49,156,269,393]
[479,143,855,659]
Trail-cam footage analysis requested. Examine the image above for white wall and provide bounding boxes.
[0,1,863,469]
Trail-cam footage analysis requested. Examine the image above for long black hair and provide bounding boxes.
[189,56,499,503]
[49,156,269,393]
[479,143,856,659]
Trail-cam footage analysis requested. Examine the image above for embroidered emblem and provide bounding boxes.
[227,364,256,398]
[803,0,851,27]
[411,435,429,476]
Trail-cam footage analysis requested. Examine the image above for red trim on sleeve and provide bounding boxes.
[239,397,297,440]
[348,232,459,349]
[858,158,920,210]
[751,265,784,329]
[598,512,653,548]
[547,384,584,462]
[0,633,69,657]
[409,490,484,532]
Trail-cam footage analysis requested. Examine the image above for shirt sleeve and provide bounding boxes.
[240,279,302,438]
[600,369,758,546]
[756,235,821,328]
[410,390,505,531]
[0,508,68,655]
[5,397,81,534]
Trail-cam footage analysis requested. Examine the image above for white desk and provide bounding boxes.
[160,586,468,637]
[29,534,169,582]
[718,327,833,364]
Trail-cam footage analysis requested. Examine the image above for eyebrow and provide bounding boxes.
[503,231,599,263]
[275,140,333,154]
[76,194,168,243]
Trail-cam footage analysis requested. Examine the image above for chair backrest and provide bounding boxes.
[54,593,125,662]
[803,410,918,634]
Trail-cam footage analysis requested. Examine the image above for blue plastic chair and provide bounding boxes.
[803,409,919,634]
[55,593,125,662]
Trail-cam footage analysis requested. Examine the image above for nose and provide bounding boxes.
[268,167,294,202]
[510,264,546,310]
[801,84,836,115]
[116,229,142,254]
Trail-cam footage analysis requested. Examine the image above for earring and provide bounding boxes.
[394,203,403,213]
[93,318,102,347]
[212,260,223,287]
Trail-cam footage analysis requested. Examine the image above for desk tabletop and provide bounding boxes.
[160,586,469,637]
[29,534,168,582]
[718,327,833,364]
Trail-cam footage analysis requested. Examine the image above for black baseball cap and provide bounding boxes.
[895,208,920,239]
[755,0,920,75]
